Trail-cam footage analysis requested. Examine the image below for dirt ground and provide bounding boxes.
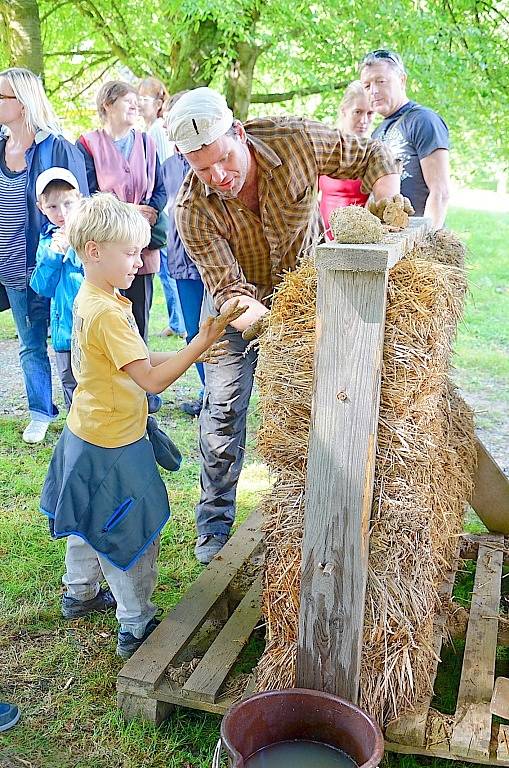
[1,337,507,478]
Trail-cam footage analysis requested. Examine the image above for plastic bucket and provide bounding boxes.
[217,688,384,768]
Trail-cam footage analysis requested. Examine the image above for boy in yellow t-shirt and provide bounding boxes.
[40,193,245,659]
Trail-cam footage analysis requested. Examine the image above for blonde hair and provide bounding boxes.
[96,81,137,123]
[138,77,168,118]
[339,80,367,113]
[68,193,150,257]
[0,67,61,135]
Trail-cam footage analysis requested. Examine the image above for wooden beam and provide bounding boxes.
[296,220,430,702]
[181,576,262,703]
[451,536,504,759]
[470,438,509,535]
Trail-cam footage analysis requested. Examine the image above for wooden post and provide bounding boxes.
[296,219,430,702]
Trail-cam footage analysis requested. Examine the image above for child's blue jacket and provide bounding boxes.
[30,223,84,352]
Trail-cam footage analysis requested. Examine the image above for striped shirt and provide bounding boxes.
[176,116,398,309]
[0,144,28,290]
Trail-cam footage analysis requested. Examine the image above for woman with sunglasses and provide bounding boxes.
[319,80,375,239]
[0,68,88,443]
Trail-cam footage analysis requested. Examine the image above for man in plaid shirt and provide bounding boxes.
[167,87,400,564]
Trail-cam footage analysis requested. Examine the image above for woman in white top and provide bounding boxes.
[137,77,185,338]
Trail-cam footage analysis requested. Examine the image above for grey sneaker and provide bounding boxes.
[116,617,160,659]
[61,587,117,619]
[194,534,228,565]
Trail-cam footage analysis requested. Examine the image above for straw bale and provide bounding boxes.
[254,229,477,726]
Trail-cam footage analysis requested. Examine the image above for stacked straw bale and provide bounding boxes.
[255,230,477,725]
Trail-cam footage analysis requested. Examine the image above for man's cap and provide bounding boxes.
[35,167,80,198]
[166,87,234,153]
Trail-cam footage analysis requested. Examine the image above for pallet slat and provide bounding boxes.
[450,535,504,760]
[182,575,262,703]
[117,508,263,692]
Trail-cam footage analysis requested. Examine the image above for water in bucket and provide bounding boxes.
[245,740,358,768]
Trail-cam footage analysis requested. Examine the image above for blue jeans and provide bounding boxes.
[176,278,205,391]
[158,250,186,335]
[5,286,58,421]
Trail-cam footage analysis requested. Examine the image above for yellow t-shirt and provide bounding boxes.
[67,281,149,448]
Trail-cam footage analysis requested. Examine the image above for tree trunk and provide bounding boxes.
[224,41,261,120]
[166,18,221,93]
[0,0,44,77]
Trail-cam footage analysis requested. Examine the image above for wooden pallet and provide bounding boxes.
[117,508,264,724]
[117,518,509,766]
[385,533,508,766]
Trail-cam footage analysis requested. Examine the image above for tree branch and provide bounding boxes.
[250,81,347,103]
[40,0,76,22]
[44,50,113,58]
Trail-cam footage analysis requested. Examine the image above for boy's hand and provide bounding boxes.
[196,340,229,364]
[198,301,248,346]
[49,229,69,253]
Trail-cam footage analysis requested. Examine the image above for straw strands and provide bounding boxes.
[254,230,477,724]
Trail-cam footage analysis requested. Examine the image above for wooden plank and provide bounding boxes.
[471,438,509,535]
[385,557,458,747]
[450,536,504,759]
[497,724,509,762]
[317,217,431,272]
[181,576,262,703]
[117,508,263,692]
[386,737,509,767]
[296,224,429,701]
[491,677,509,719]
[460,533,509,564]
[117,677,238,716]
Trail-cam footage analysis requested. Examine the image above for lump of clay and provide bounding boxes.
[329,205,384,244]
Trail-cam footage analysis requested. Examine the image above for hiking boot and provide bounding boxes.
[116,617,160,659]
[61,587,117,619]
[22,420,49,444]
[180,398,203,418]
[194,534,228,565]
[0,702,21,732]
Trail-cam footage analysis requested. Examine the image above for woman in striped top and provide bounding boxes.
[0,68,88,443]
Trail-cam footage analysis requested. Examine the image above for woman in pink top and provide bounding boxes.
[319,81,375,238]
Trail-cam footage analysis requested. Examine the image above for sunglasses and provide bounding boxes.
[0,93,17,101]
[361,49,404,68]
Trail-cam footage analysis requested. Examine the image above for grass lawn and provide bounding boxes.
[1,206,508,767]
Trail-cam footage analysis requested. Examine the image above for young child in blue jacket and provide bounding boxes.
[30,168,83,409]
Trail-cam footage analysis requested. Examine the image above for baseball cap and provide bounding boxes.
[166,87,234,153]
[35,167,80,198]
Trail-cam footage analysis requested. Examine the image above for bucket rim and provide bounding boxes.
[220,687,384,768]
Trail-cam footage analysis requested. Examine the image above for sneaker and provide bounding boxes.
[194,534,228,565]
[22,420,49,444]
[147,393,163,414]
[180,398,203,418]
[61,587,117,619]
[116,617,160,659]
[0,702,21,732]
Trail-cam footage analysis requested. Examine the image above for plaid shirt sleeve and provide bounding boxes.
[175,199,258,309]
[303,119,399,193]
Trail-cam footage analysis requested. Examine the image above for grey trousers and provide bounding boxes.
[63,534,159,637]
[195,293,258,537]
[54,350,77,410]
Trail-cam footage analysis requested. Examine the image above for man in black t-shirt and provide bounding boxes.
[360,49,450,228]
